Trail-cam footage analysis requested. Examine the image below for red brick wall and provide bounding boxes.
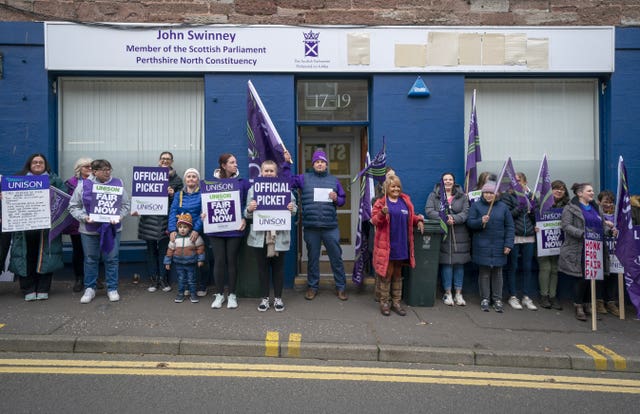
[1,1,639,26]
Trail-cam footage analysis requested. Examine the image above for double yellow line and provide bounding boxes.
[1,358,639,394]
[576,344,627,371]
[265,330,301,357]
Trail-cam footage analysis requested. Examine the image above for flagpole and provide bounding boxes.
[591,278,597,331]
[618,273,626,320]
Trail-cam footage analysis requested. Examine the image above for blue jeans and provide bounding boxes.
[304,227,346,291]
[145,238,169,280]
[441,263,464,291]
[507,242,535,297]
[81,232,121,292]
[175,263,197,294]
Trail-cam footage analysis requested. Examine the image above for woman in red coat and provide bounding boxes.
[371,175,424,316]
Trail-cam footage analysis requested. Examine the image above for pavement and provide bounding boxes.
[1,265,639,373]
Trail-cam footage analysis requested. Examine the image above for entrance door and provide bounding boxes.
[298,126,363,275]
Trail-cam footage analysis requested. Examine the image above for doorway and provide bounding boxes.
[298,126,365,276]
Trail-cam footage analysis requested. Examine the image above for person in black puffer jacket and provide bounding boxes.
[137,152,183,293]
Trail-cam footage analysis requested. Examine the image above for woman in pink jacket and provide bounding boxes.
[371,175,424,316]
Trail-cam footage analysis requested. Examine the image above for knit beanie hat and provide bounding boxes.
[183,168,200,181]
[312,149,328,164]
[176,213,193,229]
[481,181,497,193]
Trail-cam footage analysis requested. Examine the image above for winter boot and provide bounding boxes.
[606,301,620,316]
[540,295,551,309]
[596,299,608,314]
[574,304,587,321]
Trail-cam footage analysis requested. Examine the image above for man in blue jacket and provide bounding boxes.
[287,149,348,301]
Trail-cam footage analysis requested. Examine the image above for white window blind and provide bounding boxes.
[465,79,600,192]
[58,77,204,242]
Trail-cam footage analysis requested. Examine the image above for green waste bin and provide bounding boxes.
[236,238,261,298]
[403,219,443,307]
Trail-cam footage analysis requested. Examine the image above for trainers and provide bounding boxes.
[480,299,490,312]
[190,295,199,304]
[107,290,120,302]
[80,288,96,304]
[443,292,454,306]
[454,293,466,306]
[273,297,285,312]
[24,292,37,302]
[211,293,225,309]
[508,296,523,310]
[227,293,238,309]
[493,300,504,313]
[522,296,538,311]
[196,290,207,297]
[147,284,158,293]
[159,279,172,292]
[174,293,185,303]
[36,293,49,300]
[258,297,270,312]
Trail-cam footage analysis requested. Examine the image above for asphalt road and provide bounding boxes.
[1,353,639,413]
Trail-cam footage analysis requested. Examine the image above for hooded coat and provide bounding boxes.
[425,183,471,265]
[467,195,515,267]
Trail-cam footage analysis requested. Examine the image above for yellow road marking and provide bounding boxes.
[265,331,279,357]
[576,344,607,370]
[287,333,301,357]
[593,345,627,371]
[0,359,639,394]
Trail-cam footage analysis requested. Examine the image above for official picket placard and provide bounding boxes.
[1,175,51,232]
[131,166,169,215]
[536,208,564,257]
[607,235,624,274]
[201,179,242,233]
[89,183,124,223]
[584,227,604,280]
[251,177,292,231]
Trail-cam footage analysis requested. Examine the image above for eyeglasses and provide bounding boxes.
[160,157,173,161]
[95,168,112,172]
[81,165,92,168]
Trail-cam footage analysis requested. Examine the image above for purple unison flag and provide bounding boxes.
[533,154,553,214]
[614,156,640,318]
[247,80,286,179]
[464,90,481,193]
[352,142,386,285]
[49,187,74,243]
[496,157,530,210]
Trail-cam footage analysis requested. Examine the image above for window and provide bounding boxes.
[465,79,599,190]
[58,77,204,242]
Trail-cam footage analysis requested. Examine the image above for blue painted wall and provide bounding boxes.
[370,74,465,211]
[611,28,640,194]
[0,22,54,175]
[204,73,298,287]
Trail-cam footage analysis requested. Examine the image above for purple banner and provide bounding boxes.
[464,89,481,193]
[49,187,74,242]
[614,156,640,318]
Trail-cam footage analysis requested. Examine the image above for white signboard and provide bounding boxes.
[1,175,51,232]
[45,23,614,73]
